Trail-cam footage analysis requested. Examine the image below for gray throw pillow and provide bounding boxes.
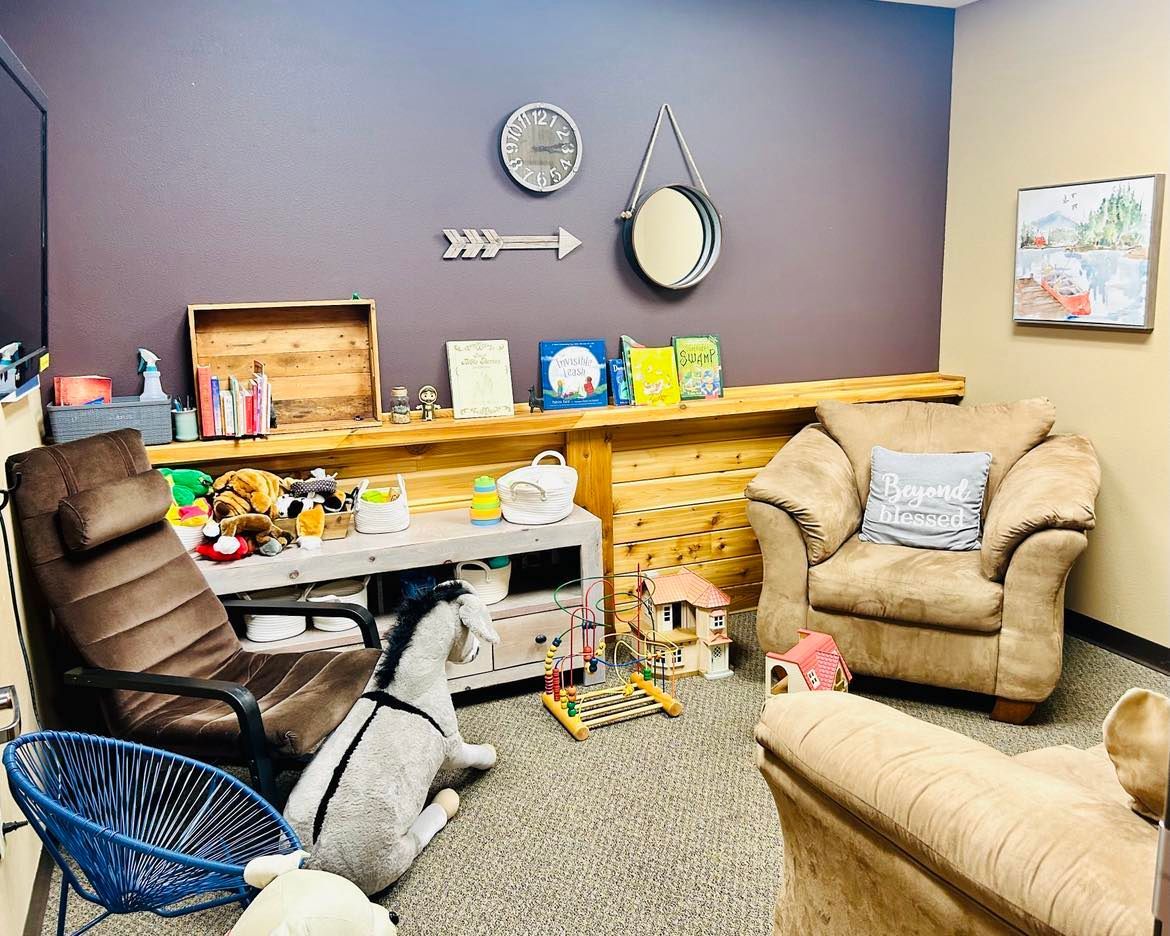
[860,447,992,551]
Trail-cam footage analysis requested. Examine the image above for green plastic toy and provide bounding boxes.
[160,467,213,506]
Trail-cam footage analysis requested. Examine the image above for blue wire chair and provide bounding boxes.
[3,731,301,936]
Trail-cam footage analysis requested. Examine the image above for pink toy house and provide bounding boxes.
[765,629,851,696]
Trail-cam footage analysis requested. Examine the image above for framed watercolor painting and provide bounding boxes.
[1013,174,1163,330]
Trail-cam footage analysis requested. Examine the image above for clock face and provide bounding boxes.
[500,102,581,193]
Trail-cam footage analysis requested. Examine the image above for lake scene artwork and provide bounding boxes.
[1014,175,1163,330]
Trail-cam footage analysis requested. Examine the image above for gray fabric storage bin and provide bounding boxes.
[46,396,173,445]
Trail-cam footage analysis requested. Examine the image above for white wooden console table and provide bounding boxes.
[195,506,604,692]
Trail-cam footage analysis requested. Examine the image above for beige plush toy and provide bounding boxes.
[229,850,399,936]
[212,468,289,519]
[296,504,326,550]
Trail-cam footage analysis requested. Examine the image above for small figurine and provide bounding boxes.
[416,385,440,421]
[528,384,544,413]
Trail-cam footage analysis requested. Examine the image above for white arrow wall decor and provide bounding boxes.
[442,227,582,260]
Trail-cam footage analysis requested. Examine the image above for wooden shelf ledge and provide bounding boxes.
[147,372,964,467]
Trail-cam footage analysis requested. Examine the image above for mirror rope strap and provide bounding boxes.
[620,104,712,219]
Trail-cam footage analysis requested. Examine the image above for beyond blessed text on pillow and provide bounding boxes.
[874,471,974,530]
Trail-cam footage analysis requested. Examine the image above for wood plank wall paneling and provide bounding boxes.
[648,554,765,590]
[614,526,761,575]
[611,467,761,514]
[609,419,795,613]
[612,435,787,483]
[611,498,749,543]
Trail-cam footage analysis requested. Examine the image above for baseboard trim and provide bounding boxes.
[22,847,52,936]
[1065,610,1170,676]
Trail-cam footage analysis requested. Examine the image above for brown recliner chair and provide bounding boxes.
[6,429,381,801]
[746,398,1101,722]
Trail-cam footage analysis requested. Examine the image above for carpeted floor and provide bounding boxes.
[41,612,1170,936]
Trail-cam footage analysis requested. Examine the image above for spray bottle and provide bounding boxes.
[0,341,22,395]
[138,348,168,402]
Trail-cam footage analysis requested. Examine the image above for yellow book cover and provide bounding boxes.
[628,346,681,406]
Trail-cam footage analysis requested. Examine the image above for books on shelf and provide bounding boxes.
[627,345,681,406]
[672,334,723,400]
[608,358,632,405]
[539,339,608,410]
[446,340,514,419]
[53,375,112,406]
[196,360,272,439]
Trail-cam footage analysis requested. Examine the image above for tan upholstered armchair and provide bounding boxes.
[755,692,1156,935]
[746,398,1100,722]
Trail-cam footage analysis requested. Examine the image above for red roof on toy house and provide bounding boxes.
[646,567,731,609]
[767,629,851,691]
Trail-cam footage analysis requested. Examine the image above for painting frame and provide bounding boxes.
[1012,173,1163,332]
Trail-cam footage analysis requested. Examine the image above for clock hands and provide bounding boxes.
[530,143,574,153]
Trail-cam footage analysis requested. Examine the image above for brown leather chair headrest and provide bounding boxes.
[58,470,173,552]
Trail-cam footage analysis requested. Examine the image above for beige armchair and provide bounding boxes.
[755,692,1156,935]
[746,398,1100,722]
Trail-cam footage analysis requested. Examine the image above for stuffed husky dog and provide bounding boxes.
[284,580,500,895]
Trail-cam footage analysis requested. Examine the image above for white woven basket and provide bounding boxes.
[497,451,577,525]
[455,559,511,605]
[238,585,308,643]
[304,576,371,631]
[355,474,410,534]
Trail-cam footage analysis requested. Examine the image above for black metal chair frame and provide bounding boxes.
[65,599,380,804]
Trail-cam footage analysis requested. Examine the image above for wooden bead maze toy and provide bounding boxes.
[542,572,685,741]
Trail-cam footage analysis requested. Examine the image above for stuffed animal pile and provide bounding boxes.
[198,468,293,560]
[159,465,364,561]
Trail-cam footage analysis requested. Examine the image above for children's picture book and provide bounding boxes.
[627,345,681,407]
[539,339,608,410]
[608,358,632,405]
[619,334,644,383]
[672,334,723,399]
[446,339,514,419]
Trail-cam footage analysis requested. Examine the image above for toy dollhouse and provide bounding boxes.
[641,567,733,680]
[765,629,851,696]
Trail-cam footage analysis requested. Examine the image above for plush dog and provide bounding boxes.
[218,513,293,556]
[230,850,399,936]
[211,468,288,519]
[284,581,500,895]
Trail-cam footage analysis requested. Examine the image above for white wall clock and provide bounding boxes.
[500,102,581,193]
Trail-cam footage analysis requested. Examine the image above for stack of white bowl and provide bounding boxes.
[355,477,410,534]
[239,585,307,643]
[172,524,206,552]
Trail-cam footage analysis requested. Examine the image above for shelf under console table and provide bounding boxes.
[195,505,605,692]
[158,372,965,618]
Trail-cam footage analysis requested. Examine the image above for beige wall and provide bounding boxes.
[0,392,45,934]
[941,0,1170,646]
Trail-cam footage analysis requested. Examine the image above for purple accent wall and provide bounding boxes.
[0,0,953,405]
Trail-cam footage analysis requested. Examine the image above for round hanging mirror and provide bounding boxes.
[625,184,721,289]
[619,105,722,291]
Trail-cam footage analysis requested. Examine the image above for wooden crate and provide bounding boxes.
[188,299,382,433]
